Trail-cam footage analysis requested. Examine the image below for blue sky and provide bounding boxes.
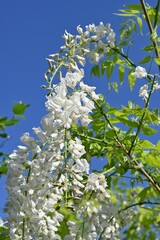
[0,0,159,218]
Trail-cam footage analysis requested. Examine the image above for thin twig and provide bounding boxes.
[128,76,155,155]
[118,200,160,214]
[140,0,160,71]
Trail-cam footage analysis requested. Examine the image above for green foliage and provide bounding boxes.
[84,2,160,238]
[0,101,29,176]
[0,225,9,240]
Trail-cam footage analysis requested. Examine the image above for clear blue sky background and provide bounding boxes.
[0,0,159,218]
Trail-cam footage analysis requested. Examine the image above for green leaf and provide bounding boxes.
[115,13,137,17]
[132,21,137,32]
[107,107,118,114]
[141,127,157,136]
[143,152,160,167]
[119,9,140,14]
[136,16,143,34]
[57,220,69,238]
[154,57,160,65]
[106,63,114,79]
[0,117,7,123]
[113,53,119,64]
[157,214,160,223]
[106,152,112,166]
[0,117,7,130]
[125,4,142,11]
[156,141,160,152]
[0,162,8,175]
[13,102,30,115]
[119,41,129,46]
[91,119,105,132]
[137,186,152,202]
[140,140,155,149]
[101,65,105,75]
[0,133,8,138]
[128,70,136,90]
[142,45,154,52]
[118,65,125,85]
[91,65,100,78]
[139,55,151,64]
[5,119,19,126]
[116,117,138,128]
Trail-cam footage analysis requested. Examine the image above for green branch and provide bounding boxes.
[140,0,160,70]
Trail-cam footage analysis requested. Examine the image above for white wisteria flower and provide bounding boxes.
[153,82,160,91]
[131,66,147,78]
[139,84,149,101]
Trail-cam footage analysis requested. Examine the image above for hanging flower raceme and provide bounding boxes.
[45,22,116,86]
[6,23,120,240]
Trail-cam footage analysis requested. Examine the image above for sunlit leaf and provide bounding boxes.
[136,16,143,34]
[141,127,157,135]
[115,13,137,17]
[143,153,160,167]
[128,70,136,90]
[106,63,114,79]
[140,140,155,149]
[116,117,138,128]
[154,57,160,65]
[118,65,125,84]
[125,4,142,11]
[156,141,160,152]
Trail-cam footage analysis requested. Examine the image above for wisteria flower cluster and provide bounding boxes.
[5,23,120,240]
[44,22,115,90]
